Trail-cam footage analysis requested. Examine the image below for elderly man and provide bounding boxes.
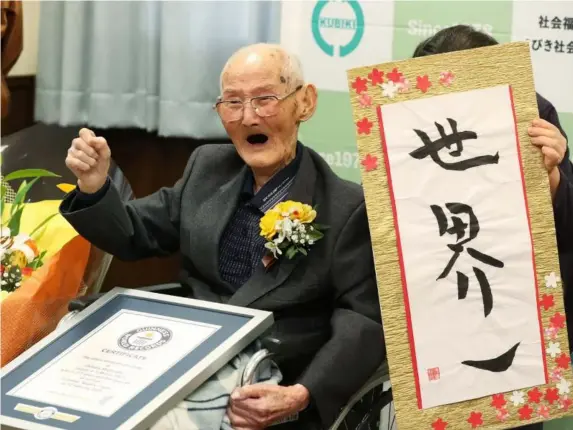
[59,44,385,429]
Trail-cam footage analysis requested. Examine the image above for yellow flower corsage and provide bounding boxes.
[259,200,325,260]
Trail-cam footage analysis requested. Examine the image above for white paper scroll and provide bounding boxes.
[379,85,546,409]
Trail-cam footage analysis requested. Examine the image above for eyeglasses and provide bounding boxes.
[214,85,303,122]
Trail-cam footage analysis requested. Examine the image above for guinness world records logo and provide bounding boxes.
[311,0,365,57]
[118,326,172,351]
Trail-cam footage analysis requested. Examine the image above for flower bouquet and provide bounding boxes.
[259,200,326,260]
[0,167,66,301]
[0,159,94,365]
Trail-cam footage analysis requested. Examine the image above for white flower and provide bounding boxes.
[558,378,572,395]
[309,240,314,245]
[380,81,399,98]
[510,391,525,406]
[547,341,562,358]
[265,241,282,259]
[274,230,286,245]
[300,239,305,244]
[545,272,561,289]
[282,218,293,235]
[292,235,298,242]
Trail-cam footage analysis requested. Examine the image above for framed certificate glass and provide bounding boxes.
[0,288,274,430]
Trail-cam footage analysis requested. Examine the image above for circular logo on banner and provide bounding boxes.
[118,326,172,351]
[311,0,365,57]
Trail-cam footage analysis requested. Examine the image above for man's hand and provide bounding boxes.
[528,118,567,200]
[65,128,111,194]
[227,384,309,430]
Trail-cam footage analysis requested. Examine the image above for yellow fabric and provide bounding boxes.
[56,183,76,193]
[2,200,78,259]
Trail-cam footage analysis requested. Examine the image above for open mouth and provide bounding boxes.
[246,134,269,145]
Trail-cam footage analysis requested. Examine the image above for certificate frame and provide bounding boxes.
[0,287,274,430]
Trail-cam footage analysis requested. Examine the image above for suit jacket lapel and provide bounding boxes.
[193,165,248,289]
[228,147,317,307]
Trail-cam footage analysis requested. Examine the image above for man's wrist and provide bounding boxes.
[291,384,310,411]
[77,178,108,195]
[549,167,561,201]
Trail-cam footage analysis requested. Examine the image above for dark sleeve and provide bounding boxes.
[66,177,111,209]
[538,94,573,182]
[554,168,573,254]
[537,95,573,251]
[296,202,385,426]
[59,148,201,261]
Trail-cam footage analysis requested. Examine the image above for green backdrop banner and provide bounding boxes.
[281,0,573,183]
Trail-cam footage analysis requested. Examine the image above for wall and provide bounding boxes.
[8,0,40,76]
[2,1,40,136]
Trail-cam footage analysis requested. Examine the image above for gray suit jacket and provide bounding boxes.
[60,143,385,428]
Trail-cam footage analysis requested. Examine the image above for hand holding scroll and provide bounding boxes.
[65,128,111,194]
[528,118,567,200]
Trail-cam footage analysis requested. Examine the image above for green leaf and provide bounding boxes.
[308,230,324,240]
[30,250,47,270]
[30,213,59,237]
[11,177,39,215]
[32,225,49,242]
[286,246,297,260]
[6,205,24,233]
[311,223,330,231]
[298,247,308,256]
[3,169,60,182]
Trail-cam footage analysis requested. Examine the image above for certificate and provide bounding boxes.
[1,288,273,430]
[9,310,220,417]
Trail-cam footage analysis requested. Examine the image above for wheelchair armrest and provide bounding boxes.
[240,337,281,386]
[260,336,281,354]
[68,283,187,312]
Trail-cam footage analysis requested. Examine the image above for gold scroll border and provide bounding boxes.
[346,42,572,429]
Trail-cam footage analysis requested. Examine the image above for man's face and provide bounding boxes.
[218,51,315,175]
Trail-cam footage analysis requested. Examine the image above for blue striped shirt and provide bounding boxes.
[218,144,302,290]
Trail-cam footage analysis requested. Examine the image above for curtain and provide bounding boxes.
[34,1,281,138]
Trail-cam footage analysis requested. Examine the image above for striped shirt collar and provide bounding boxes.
[241,143,302,213]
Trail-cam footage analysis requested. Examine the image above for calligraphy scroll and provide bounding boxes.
[347,42,572,429]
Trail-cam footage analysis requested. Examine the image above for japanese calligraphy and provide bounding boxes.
[431,203,504,317]
[409,118,499,171]
[461,342,521,372]
[378,85,546,408]
[530,39,573,54]
[539,15,573,30]
[430,203,520,373]
[534,15,573,54]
